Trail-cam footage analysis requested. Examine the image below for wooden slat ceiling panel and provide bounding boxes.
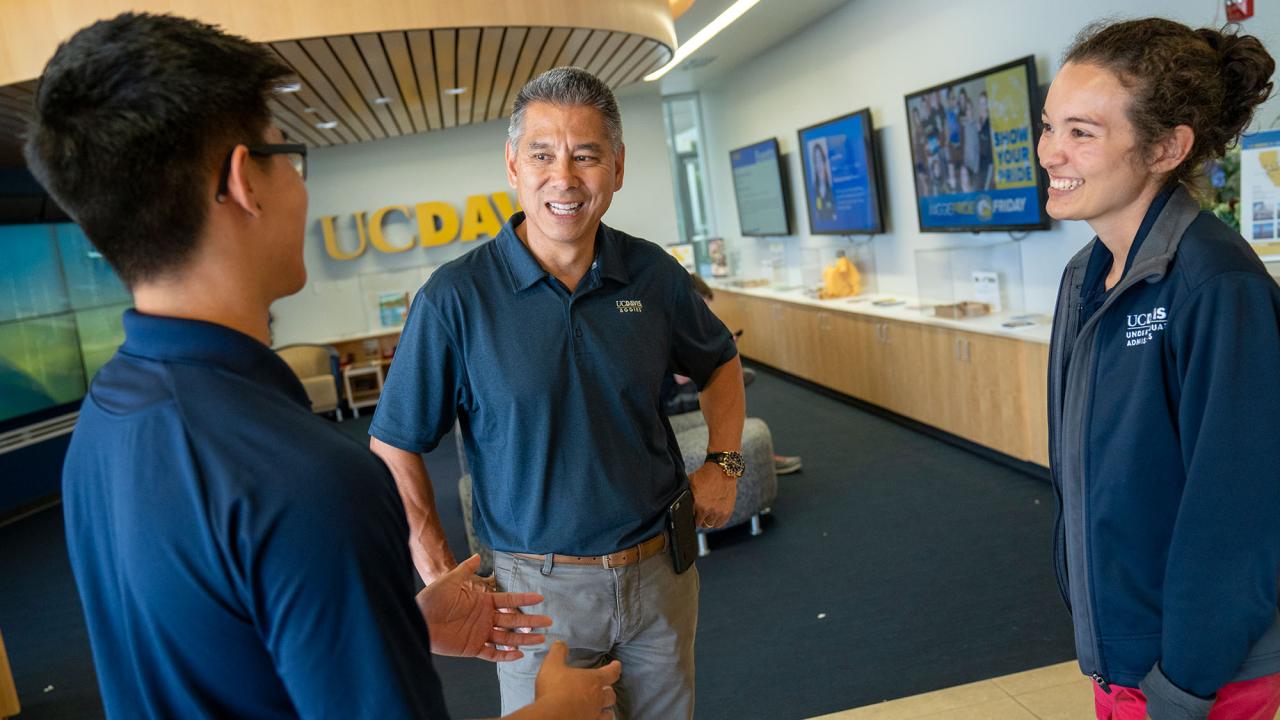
[486,27,527,122]
[599,34,644,87]
[454,28,481,126]
[433,29,457,129]
[381,32,427,134]
[470,28,504,124]
[1,28,671,162]
[501,27,550,119]
[407,30,444,131]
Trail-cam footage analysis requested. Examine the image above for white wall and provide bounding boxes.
[698,0,1280,313]
[271,87,678,345]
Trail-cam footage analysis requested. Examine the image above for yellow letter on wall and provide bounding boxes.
[461,194,502,242]
[490,191,522,221]
[416,202,461,247]
[321,213,368,261]
[370,205,416,253]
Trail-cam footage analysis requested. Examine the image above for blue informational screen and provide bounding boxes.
[798,109,884,234]
[0,222,131,428]
[729,138,791,236]
[904,56,1049,232]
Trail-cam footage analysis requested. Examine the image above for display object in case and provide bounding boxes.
[797,108,886,235]
[800,242,878,299]
[904,56,1050,233]
[915,240,1024,320]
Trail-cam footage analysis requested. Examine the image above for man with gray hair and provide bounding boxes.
[370,66,746,718]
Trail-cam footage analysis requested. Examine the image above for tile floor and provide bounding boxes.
[807,661,1098,720]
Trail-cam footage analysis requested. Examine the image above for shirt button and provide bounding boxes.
[574,328,583,337]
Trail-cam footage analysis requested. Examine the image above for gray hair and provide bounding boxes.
[507,66,623,152]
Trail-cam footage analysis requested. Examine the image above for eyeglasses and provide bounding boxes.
[215,143,308,200]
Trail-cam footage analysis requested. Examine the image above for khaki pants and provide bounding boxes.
[493,548,699,720]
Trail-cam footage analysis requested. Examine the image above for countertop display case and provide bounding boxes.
[914,239,1031,326]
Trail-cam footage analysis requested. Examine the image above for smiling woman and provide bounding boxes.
[1040,17,1280,720]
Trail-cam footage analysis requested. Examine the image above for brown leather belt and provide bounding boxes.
[513,532,667,569]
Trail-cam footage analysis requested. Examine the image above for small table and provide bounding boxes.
[342,360,387,418]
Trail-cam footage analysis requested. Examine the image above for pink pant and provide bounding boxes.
[1093,673,1280,720]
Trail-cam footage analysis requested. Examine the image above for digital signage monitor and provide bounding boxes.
[729,138,792,236]
[904,56,1050,232]
[797,108,885,234]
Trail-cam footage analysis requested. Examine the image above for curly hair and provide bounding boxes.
[1064,18,1274,187]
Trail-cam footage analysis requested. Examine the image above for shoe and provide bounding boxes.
[773,454,802,475]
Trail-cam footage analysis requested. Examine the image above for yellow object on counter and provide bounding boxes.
[820,255,862,299]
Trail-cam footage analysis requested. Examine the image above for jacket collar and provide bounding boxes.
[1064,184,1202,283]
[119,310,310,407]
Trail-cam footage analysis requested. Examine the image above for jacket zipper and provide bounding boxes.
[1091,674,1112,694]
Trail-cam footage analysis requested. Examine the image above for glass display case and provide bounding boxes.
[800,240,878,299]
[914,239,1025,320]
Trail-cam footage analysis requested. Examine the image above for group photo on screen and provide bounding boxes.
[907,79,993,199]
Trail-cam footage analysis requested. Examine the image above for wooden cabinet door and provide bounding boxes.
[1019,341,1051,466]
[874,318,924,419]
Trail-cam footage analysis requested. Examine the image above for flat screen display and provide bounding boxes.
[797,108,885,234]
[904,55,1050,232]
[729,138,791,236]
[0,223,131,429]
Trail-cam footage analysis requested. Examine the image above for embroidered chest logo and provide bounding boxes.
[1124,306,1168,347]
[616,300,644,314]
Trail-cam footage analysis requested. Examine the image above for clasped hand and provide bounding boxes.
[414,554,550,661]
[689,462,737,529]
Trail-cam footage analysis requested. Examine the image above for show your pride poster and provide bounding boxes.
[909,64,1043,229]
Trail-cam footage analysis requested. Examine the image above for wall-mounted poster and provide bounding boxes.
[666,243,696,272]
[1239,129,1280,259]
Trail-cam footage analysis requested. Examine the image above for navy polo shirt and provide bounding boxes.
[62,311,449,719]
[370,213,737,556]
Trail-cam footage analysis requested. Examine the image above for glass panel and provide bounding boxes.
[662,94,717,274]
[0,224,70,322]
[0,313,87,423]
[75,301,131,381]
[55,223,131,310]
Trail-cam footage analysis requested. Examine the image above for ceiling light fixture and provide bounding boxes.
[316,120,339,130]
[644,0,761,82]
[444,87,468,96]
[303,107,318,114]
[278,81,302,93]
[371,96,393,105]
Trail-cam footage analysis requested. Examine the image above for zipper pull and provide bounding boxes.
[1091,673,1112,695]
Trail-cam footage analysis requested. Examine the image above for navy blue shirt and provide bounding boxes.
[370,213,737,556]
[63,311,449,719]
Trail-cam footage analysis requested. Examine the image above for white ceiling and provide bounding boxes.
[655,0,850,95]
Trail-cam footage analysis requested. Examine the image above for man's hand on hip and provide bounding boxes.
[689,462,737,529]
[414,554,552,662]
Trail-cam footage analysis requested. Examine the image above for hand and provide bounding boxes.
[689,462,737,529]
[414,554,551,661]
[534,641,622,720]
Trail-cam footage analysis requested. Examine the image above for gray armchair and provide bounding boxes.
[275,344,343,420]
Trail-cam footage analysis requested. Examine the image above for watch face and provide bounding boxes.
[722,452,745,477]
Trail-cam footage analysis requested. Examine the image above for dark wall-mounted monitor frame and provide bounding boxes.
[796,108,886,235]
[903,55,1050,233]
[728,137,793,237]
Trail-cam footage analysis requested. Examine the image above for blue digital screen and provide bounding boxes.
[798,110,883,234]
[729,139,790,236]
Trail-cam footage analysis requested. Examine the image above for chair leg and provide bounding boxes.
[336,408,344,422]
[697,533,710,557]
[750,514,763,536]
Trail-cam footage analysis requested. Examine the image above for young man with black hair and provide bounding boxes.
[26,12,618,719]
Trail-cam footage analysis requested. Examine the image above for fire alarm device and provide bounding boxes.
[1226,0,1254,22]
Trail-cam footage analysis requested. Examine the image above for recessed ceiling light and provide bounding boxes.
[316,120,339,130]
[444,87,467,96]
[303,107,318,114]
[372,97,393,105]
[278,81,302,93]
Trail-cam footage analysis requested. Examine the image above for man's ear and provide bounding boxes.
[505,141,519,189]
[614,143,625,192]
[221,145,262,217]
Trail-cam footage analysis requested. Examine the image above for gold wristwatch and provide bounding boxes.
[704,451,745,478]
